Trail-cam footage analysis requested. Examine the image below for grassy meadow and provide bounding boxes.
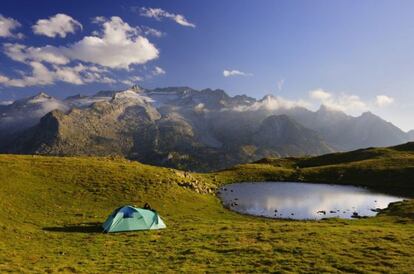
[0,143,414,273]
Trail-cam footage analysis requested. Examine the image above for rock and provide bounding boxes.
[351,212,363,219]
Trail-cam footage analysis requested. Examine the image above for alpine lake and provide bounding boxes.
[218,182,407,220]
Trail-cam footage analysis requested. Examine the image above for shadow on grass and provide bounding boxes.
[43,222,103,233]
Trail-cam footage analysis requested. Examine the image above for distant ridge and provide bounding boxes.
[0,86,411,171]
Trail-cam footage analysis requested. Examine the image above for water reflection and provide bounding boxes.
[218,182,406,220]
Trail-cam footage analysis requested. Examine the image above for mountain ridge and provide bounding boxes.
[0,86,411,171]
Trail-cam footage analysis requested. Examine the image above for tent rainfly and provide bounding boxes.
[102,205,166,233]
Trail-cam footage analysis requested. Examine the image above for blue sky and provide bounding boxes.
[0,0,413,130]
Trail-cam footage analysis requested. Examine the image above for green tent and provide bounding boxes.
[102,205,166,233]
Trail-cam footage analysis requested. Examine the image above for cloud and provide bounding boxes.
[309,89,367,113]
[121,76,143,86]
[232,95,310,112]
[309,89,332,101]
[32,13,82,38]
[53,65,84,85]
[0,62,116,87]
[230,89,392,116]
[277,79,285,91]
[375,95,394,107]
[139,7,196,28]
[1,16,160,88]
[153,66,166,76]
[2,62,55,87]
[0,100,13,106]
[62,16,159,69]
[223,69,252,77]
[4,16,159,69]
[4,43,70,65]
[0,74,9,84]
[0,14,23,38]
[141,26,163,38]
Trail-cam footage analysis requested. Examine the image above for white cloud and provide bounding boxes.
[375,95,394,107]
[32,13,82,38]
[232,95,310,112]
[121,76,143,86]
[310,89,331,101]
[309,89,367,113]
[0,74,9,84]
[53,65,84,85]
[223,69,252,77]
[1,16,157,87]
[0,62,116,87]
[139,7,196,28]
[230,89,392,117]
[0,14,23,38]
[0,100,13,106]
[62,16,159,69]
[3,62,55,87]
[153,66,166,76]
[92,16,106,24]
[277,79,285,91]
[5,16,159,69]
[142,26,163,38]
[4,43,70,65]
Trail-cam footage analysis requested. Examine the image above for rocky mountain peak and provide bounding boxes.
[29,92,52,101]
[112,89,153,103]
[130,85,145,93]
[358,111,381,122]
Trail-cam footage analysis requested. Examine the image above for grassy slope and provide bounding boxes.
[0,144,413,273]
[212,143,414,192]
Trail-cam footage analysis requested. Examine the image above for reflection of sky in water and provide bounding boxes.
[218,182,406,220]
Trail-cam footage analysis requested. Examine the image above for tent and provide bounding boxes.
[102,205,166,233]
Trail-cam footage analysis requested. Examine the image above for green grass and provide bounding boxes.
[0,144,414,273]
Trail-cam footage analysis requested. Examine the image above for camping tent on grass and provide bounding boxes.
[102,205,166,233]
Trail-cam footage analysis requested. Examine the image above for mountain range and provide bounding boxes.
[0,86,412,171]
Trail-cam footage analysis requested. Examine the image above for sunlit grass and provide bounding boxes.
[0,147,413,273]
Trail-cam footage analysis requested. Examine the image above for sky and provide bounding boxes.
[0,0,413,131]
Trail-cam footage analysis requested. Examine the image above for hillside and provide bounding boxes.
[214,142,414,193]
[408,130,414,141]
[0,143,414,272]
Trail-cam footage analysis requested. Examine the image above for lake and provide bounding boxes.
[217,182,406,220]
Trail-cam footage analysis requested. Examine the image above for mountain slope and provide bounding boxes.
[285,106,408,150]
[408,130,414,141]
[252,115,333,156]
[0,86,411,170]
[0,92,68,136]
